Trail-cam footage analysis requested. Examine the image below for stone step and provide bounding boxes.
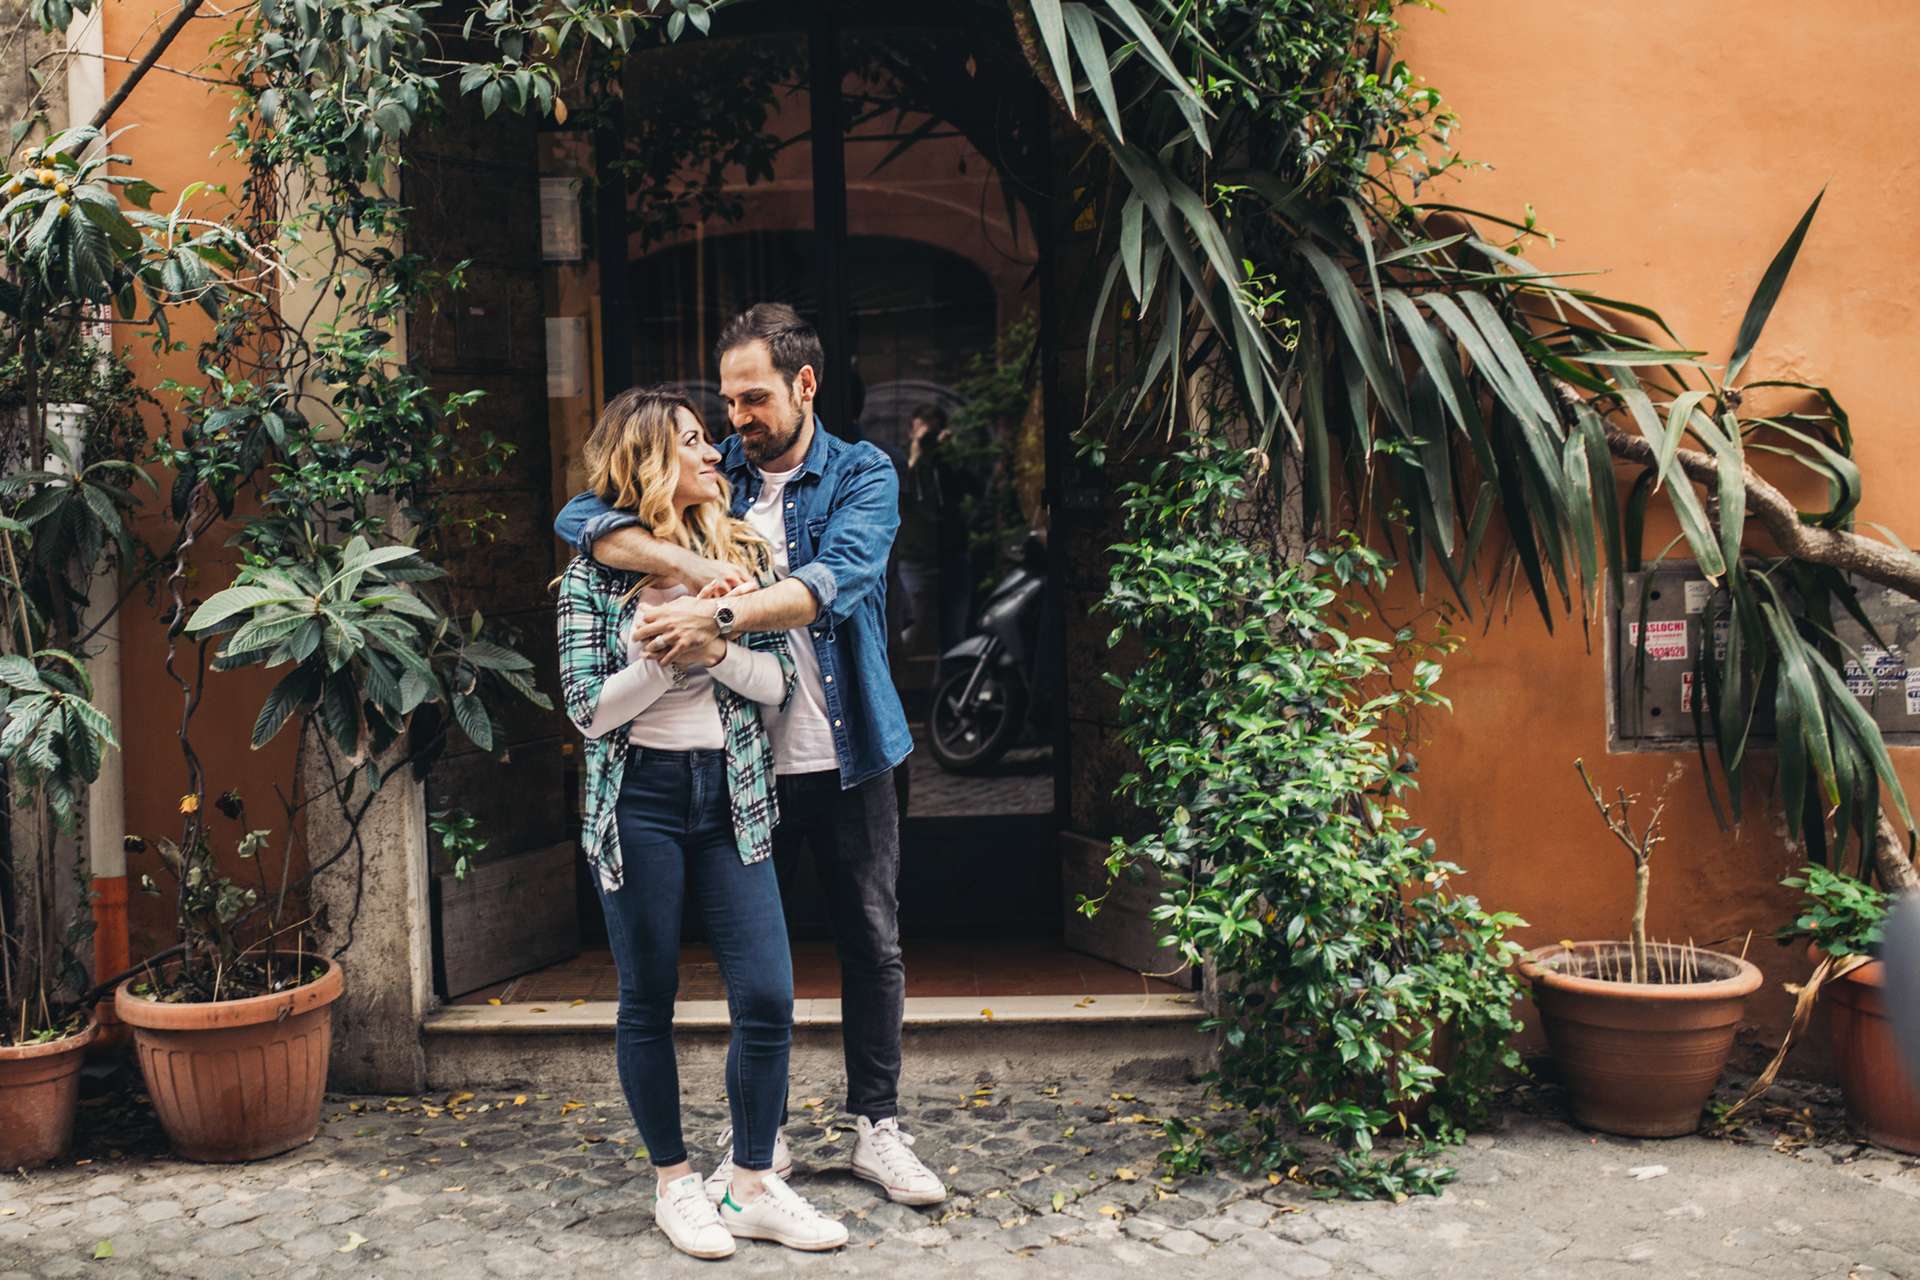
[421,993,1210,1092]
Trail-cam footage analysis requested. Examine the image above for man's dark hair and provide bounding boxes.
[909,402,948,432]
[715,302,824,387]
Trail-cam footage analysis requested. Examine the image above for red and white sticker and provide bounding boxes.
[1627,620,1689,662]
[1680,671,1712,715]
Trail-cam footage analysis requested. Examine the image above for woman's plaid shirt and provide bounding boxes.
[556,556,795,894]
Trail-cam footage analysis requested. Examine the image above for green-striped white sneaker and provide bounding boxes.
[717,1174,848,1251]
[703,1127,794,1204]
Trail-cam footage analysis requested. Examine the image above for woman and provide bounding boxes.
[556,386,848,1259]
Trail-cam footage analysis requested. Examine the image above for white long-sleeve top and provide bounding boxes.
[581,584,786,747]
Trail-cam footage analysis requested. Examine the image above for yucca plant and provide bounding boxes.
[1014,0,1918,891]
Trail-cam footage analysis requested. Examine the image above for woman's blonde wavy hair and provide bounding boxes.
[583,385,770,584]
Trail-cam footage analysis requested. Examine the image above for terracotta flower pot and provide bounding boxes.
[1521,941,1761,1137]
[1822,956,1920,1154]
[115,958,343,1162]
[0,1016,98,1169]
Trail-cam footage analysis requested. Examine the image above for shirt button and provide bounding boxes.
[824,675,833,684]
[786,501,794,509]
[833,719,842,728]
[787,540,795,548]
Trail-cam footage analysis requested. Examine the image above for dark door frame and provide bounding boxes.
[593,1,1076,833]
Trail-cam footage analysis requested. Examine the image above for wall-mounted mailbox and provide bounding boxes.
[1615,565,1920,747]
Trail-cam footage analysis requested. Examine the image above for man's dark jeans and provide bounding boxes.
[772,768,903,1121]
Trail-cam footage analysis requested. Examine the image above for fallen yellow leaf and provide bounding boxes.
[569,999,586,1007]
[980,1007,994,1020]
[338,1231,367,1253]
[1267,1172,1281,1185]
[446,1091,475,1106]
[1115,1168,1137,1182]
[560,1100,585,1115]
[1098,1205,1120,1217]
[486,998,502,1006]
[442,1185,466,1193]
[513,1095,528,1106]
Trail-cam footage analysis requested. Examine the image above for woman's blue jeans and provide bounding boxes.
[597,747,793,1171]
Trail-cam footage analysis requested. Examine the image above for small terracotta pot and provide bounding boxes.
[1521,941,1760,1137]
[0,1016,98,1169]
[1822,955,1920,1154]
[115,959,343,1162]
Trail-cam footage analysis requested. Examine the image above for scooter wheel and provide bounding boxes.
[927,664,1025,773]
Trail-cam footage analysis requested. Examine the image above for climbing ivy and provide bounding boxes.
[1097,445,1524,1198]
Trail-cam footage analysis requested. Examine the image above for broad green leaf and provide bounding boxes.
[186,585,293,634]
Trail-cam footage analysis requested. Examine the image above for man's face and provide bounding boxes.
[719,340,812,466]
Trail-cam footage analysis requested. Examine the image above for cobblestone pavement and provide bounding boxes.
[5,1071,1920,1279]
[903,724,1051,818]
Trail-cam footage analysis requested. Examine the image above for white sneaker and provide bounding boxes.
[702,1126,795,1204]
[717,1173,849,1251]
[654,1172,735,1259]
[850,1116,947,1206]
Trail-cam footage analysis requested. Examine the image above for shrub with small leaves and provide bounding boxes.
[1097,446,1524,1200]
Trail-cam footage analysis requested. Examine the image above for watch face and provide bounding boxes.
[715,605,735,632]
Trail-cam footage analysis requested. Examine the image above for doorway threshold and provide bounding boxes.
[428,991,1199,1033]
[421,993,1204,1093]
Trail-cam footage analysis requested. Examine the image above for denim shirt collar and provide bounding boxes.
[723,414,831,493]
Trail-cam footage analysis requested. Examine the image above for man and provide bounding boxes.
[553,303,946,1208]
[899,402,978,654]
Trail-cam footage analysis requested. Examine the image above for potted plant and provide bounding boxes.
[109,530,543,1161]
[0,857,105,1169]
[113,808,343,1163]
[1519,760,1762,1137]
[1778,865,1920,1153]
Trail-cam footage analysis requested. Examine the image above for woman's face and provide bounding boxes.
[668,406,724,509]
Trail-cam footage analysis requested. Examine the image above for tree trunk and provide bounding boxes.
[1631,858,1649,984]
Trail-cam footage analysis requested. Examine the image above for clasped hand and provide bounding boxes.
[632,576,751,667]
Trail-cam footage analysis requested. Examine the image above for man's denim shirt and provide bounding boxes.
[554,419,912,790]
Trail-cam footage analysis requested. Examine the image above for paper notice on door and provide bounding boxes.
[1684,580,1711,614]
[546,316,587,399]
[1627,619,1689,661]
[540,177,583,261]
[1907,668,1920,716]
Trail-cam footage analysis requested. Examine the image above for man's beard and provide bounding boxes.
[740,403,805,466]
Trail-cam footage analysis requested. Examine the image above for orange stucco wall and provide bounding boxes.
[97,0,1919,1048]
[101,0,299,959]
[1395,3,1920,1046]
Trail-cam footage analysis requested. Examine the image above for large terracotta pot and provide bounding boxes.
[115,959,343,1162]
[1823,956,1920,1154]
[0,1016,98,1169]
[1521,941,1760,1137]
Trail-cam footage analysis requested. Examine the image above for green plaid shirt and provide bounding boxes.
[556,557,794,894]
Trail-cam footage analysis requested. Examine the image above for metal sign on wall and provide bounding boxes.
[1615,565,1920,746]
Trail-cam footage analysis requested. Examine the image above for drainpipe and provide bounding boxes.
[63,3,131,1016]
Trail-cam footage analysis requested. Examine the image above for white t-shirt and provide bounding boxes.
[580,581,786,749]
[743,464,840,775]
[624,584,723,750]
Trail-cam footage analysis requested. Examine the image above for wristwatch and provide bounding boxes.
[713,603,738,637]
